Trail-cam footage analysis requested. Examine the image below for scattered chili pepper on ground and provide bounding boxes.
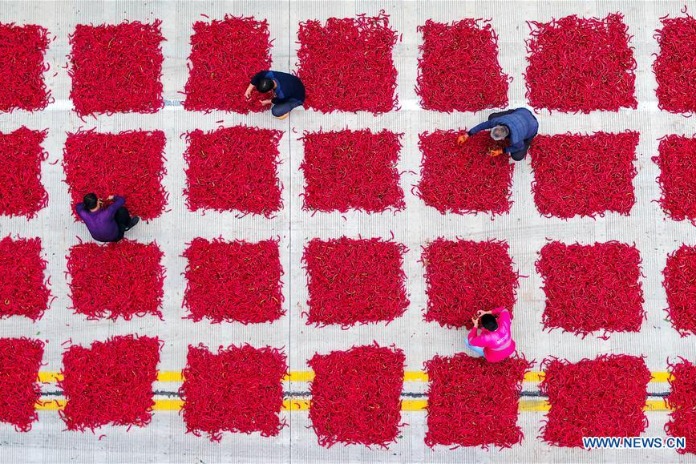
[180,344,287,441]
[303,237,408,327]
[525,13,637,113]
[653,135,696,224]
[183,238,284,324]
[416,18,509,112]
[425,354,531,449]
[653,12,696,114]
[0,23,50,112]
[0,127,48,218]
[417,130,512,215]
[0,338,44,432]
[68,21,164,116]
[665,359,696,454]
[184,15,272,113]
[422,238,518,329]
[66,240,164,321]
[308,343,405,448]
[530,132,638,218]
[663,245,696,336]
[0,236,50,320]
[540,355,650,447]
[297,11,398,114]
[536,241,644,337]
[184,125,283,217]
[299,129,405,213]
[59,335,160,432]
[63,129,167,220]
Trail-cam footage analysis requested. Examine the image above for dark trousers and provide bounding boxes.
[272,98,303,117]
[488,110,535,161]
[115,207,132,241]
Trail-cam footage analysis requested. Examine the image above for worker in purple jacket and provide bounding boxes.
[458,107,539,161]
[245,70,305,119]
[76,193,139,243]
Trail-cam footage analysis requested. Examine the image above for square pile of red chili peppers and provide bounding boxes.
[66,241,164,321]
[525,13,637,113]
[0,236,50,320]
[536,241,644,337]
[665,359,696,454]
[416,19,509,112]
[308,344,404,448]
[0,338,43,432]
[59,335,160,432]
[423,239,518,329]
[530,132,639,218]
[297,12,398,114]
[183,238,284,324]
[184,125,283,217]
[540,355,651,447]
[68,21,164,116]
[302,237,409,327]
[0,127,48,219]
[63,129,167,221]
[179,344,287,441]
[417,130,512,215]
[300,129,405,213]
[425,354,530,449]
[663,245,696,335]
[184,16,272,113]
[653,135,696,224]
[0,23,50,111]
[653,12,696,114]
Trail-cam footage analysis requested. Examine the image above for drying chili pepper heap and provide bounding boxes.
[653,135,696,224]
[183,238,284,324]
[0,338,44,432]
[0,127,48,218]
[416,18,509,112]
[68,20,164,116]
[653,12,696,114]
[0,23,50,111]
[184,15,272,113]
[530,132,639,218]
[0,236,50,320]
[425,354,531,449]
[423,238,518,329]
[540,355,650,448]
[536,241,644,337]
[184,125,283,217]
[66,241,164,321]
[299,129,405,213]
[59,335,160,432]
[663,245,696,336]
[302,237,408,327]
[308,344,405,448]
[417,130,513,215]
[63,129,167,221]
[180,344,287,441]
[297,11,398,114]
[665,359,696,454]
[525,13,637,113]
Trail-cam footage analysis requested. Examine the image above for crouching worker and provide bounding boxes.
[466,307,516,362]
[245,70,305,120]
[457,107,538,161]
[76,193,139,243]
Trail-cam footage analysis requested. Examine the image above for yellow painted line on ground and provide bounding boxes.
[38,372,63,383]
[36,399,671,412]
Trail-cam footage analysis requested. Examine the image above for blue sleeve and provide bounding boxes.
[505,140,526,154]
[106,196,125,216]
[468,120,497,135]
[76,203,85,214]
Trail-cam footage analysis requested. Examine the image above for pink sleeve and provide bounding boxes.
[468,327,494,348]
[498,309,511,326]
[491,306,506,316]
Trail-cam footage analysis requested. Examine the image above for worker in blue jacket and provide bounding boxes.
[245,70,305,119]
[458,108,539,161]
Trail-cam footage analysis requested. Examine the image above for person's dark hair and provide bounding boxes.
[481,314,498,331]
[255,78,274,93]
[83,193,98,210]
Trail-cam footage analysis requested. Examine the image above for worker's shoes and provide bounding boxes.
[125,216,140,231]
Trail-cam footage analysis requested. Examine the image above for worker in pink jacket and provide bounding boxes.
[466,307,516,363]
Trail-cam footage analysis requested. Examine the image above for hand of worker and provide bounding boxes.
[489,147,503,157]
[244,85,253,100]
[457,133,469,145]
[260,99,272,105]
[107,195,114,201]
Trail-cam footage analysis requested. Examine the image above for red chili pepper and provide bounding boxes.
[665,359,696,454]
[653,135,696,223]
[0,236,50,320]
[654,11,696,114]
[0,24,50,111]
[663,245,696,335]
[0,338,44,431]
